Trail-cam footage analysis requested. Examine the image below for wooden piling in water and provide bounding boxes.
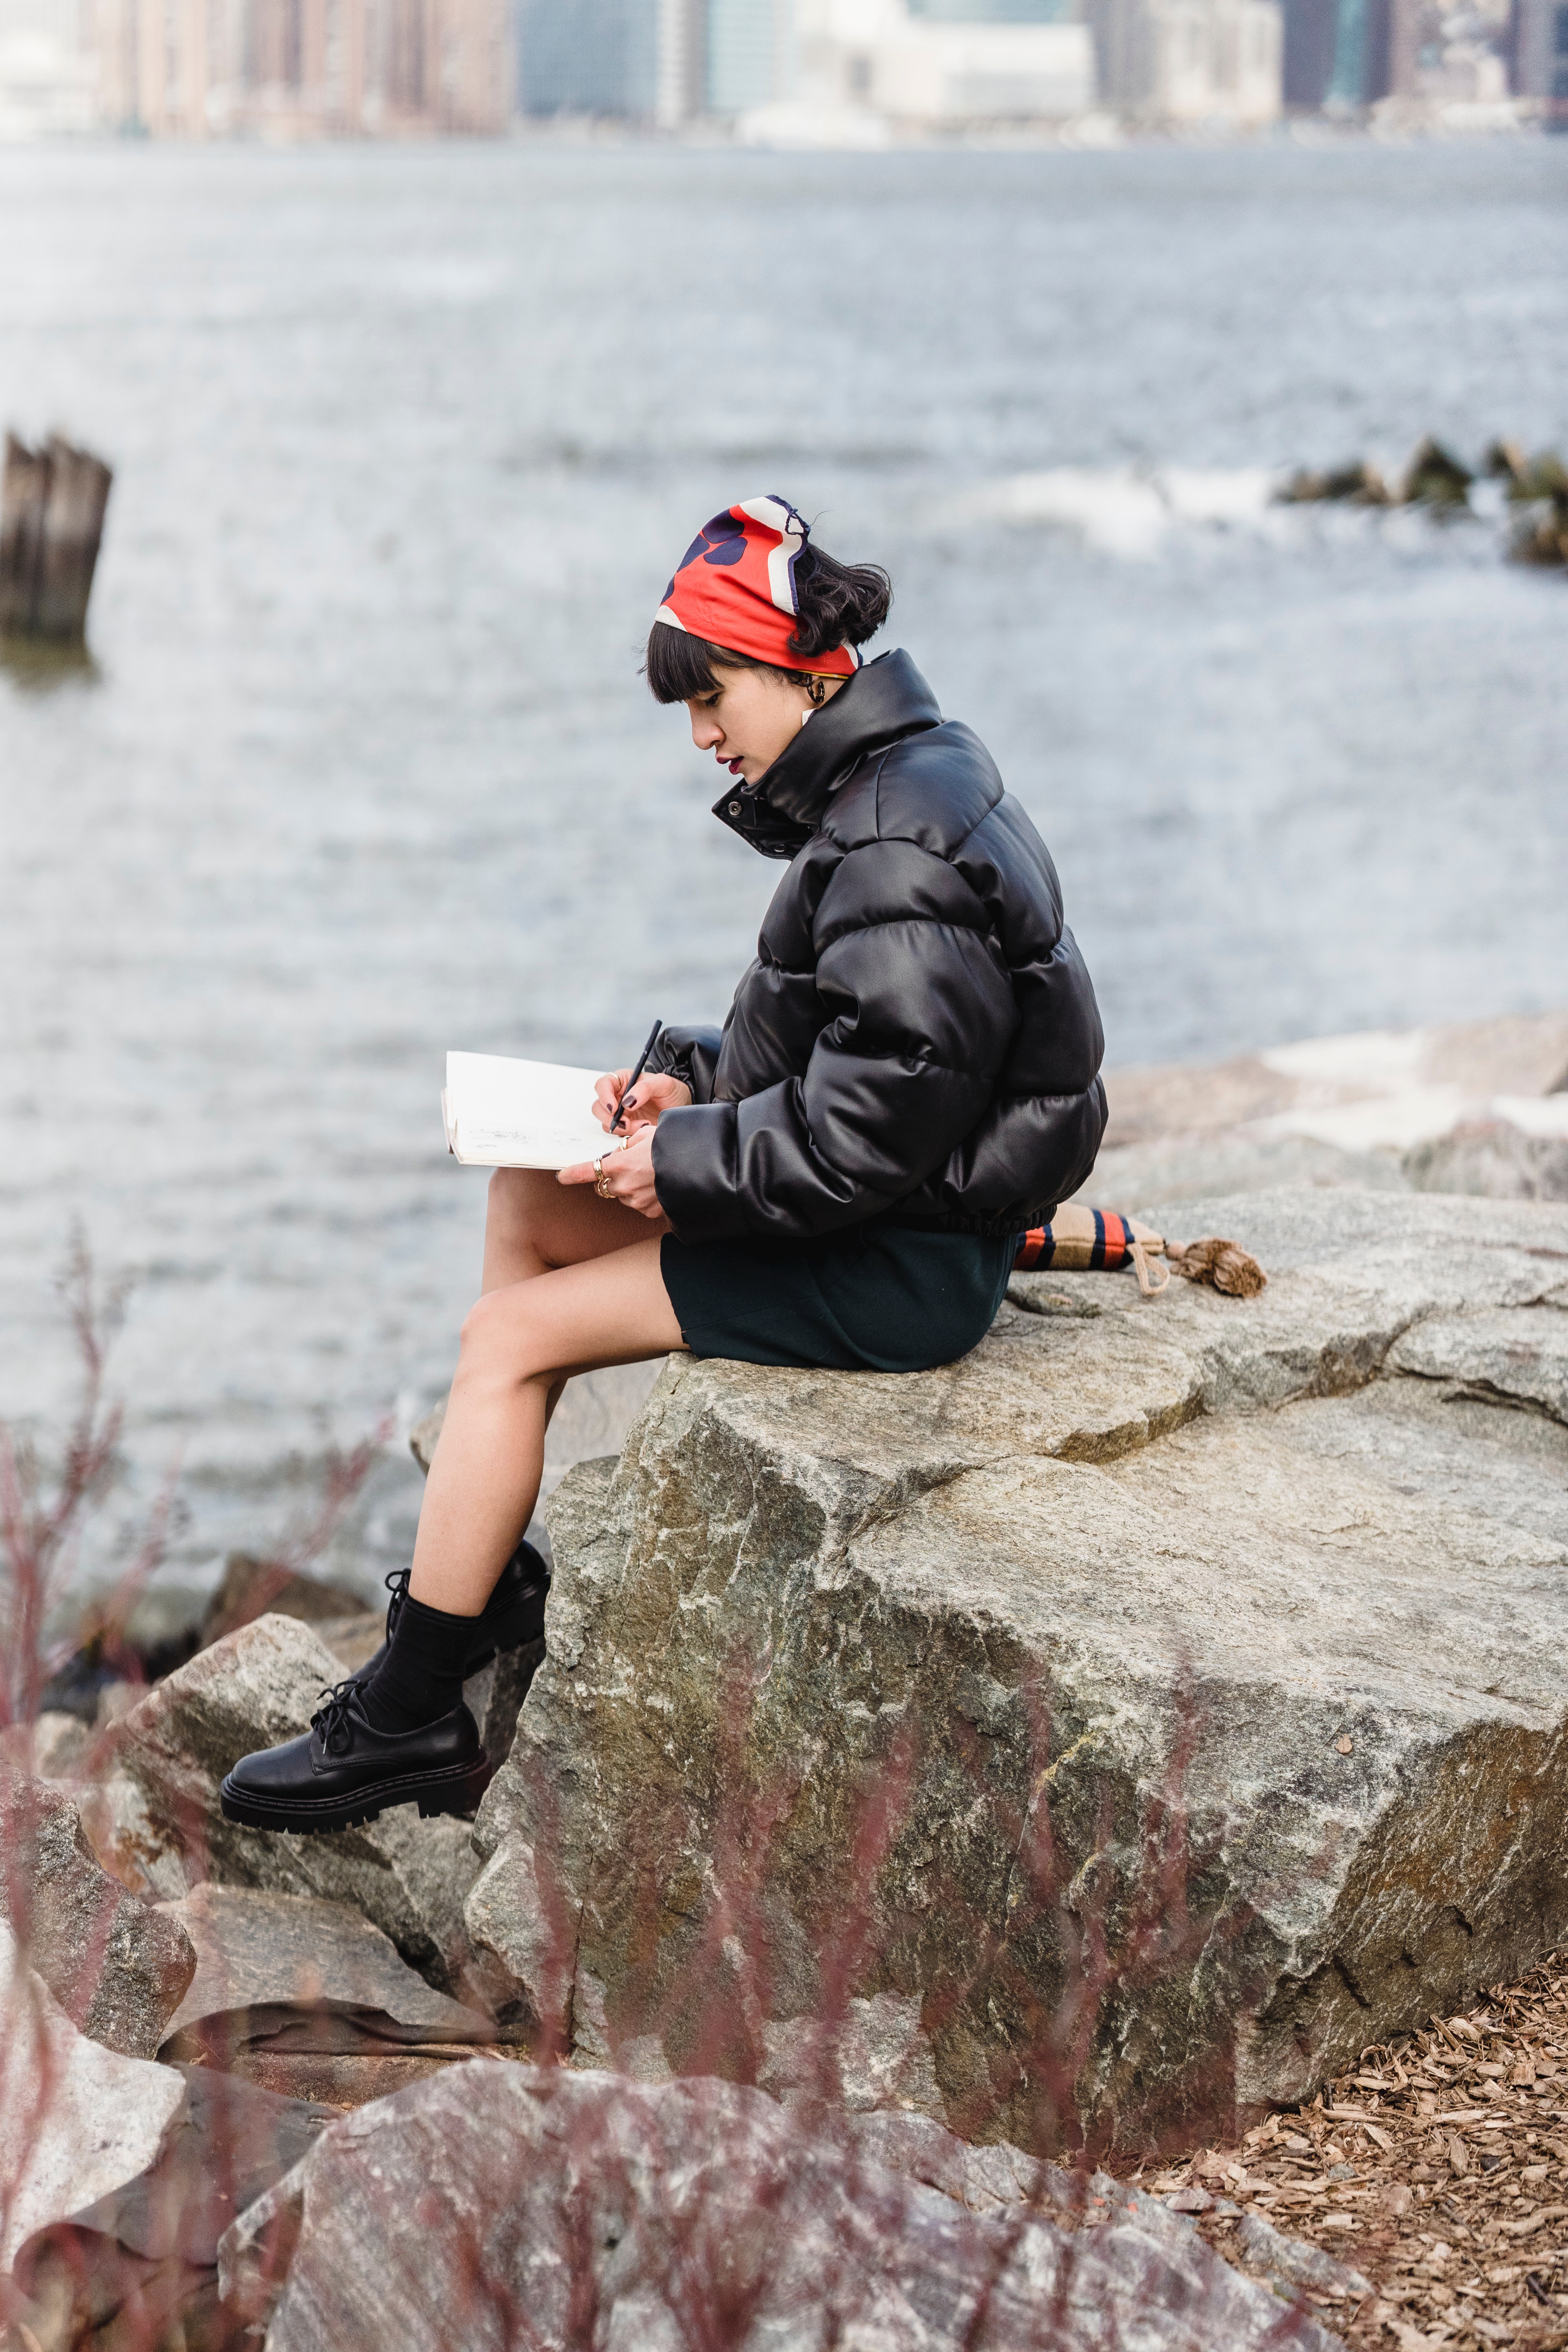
[0,433,113,645]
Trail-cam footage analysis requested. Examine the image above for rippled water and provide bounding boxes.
[2,134,1564,1614]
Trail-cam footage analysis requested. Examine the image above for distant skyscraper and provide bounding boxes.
[516,0,660,111]
[906,0,1067,18]
[1507,0,1568,98]
[706,0,791,110]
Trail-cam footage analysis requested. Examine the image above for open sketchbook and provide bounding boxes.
[442,1051,610,1170]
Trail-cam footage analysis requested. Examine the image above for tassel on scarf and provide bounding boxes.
[1015,1207,1266,1300]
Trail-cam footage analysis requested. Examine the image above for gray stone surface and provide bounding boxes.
[1404,1120,1568,1202]
[0,1919,187,2272]
[157,1884,494,2062]
[0,1711,91,1782]
[219,2063,1343,2352]
[0,1762,196,2057]
[1234,2207,1370,2303]
[467,1188,1568,2154]
[104,1616,486,1992]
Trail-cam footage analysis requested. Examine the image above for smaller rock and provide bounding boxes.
[1400,436,1473,509]
[1237,2206,1371,2301]
[1277,460,1390,506]
[200,1552,366,1649]
[0,1919,186,2271]
[11,2065,335,2348]
[312,1611,385,1672]
[1405,1119,1568,1203]
[0,1711,90,1781]
[156,1884,495,2064]
[0,1762,196,2057]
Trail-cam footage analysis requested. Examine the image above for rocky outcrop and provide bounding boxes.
[101,1616,490,1992]
[219,2064,1343,2352]
[0,1920,186,2272]
[1089,1010,1568,1207]
[0,1762,195,2056]
[467,1188,1568,2154]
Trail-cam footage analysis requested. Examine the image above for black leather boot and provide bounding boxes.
[354,1540,550,1689]
[219,1683,491,1834]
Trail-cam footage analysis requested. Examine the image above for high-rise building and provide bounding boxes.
[1508,0,1568,100]
[516,0,658,111]
[1085,0,1282,116]
[70,0,509,133]
[906,0,1067,17]
[705,0,789,108]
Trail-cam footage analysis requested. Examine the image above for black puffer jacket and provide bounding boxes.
[647,650,1106,1242]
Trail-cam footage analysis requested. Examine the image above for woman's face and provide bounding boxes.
[684,663,843,786]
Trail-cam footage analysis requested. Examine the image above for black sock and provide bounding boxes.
[359,1593,478,1735]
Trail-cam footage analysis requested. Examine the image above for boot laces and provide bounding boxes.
[310,1679,364,1756]
[383,1565,411,1640]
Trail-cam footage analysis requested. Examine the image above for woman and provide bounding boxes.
[221,494,1106,1835]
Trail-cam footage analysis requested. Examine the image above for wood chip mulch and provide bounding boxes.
[1132,1952,1568,2350]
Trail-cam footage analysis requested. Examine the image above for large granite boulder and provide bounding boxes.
[0,1762,195,2056]
[218,2063,1342,2352]
[466,1188,1568,2154]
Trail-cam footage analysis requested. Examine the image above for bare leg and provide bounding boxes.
[479,1166,664,1432]
[410,1180,683,1616]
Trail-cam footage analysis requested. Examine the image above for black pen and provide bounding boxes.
[611,1019,664,1135]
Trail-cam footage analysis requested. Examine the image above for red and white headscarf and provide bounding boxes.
[654,495,860,680]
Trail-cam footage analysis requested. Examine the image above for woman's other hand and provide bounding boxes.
[558,1126,663,1218]
[591,1071,692,1133]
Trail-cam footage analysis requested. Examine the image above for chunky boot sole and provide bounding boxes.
[218,1750,493,1835]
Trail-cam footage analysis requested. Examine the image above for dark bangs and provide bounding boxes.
[644,621,756,705]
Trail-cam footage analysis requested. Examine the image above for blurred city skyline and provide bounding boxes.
[0,0,1559,145]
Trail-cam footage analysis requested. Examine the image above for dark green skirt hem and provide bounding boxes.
[660,1224,1017,1374]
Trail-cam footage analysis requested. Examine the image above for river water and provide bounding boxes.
[1,133,1564,1615]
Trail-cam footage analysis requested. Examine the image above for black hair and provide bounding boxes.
[643,537,892,705]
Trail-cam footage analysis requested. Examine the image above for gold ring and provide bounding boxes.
[592,1157,603,1180]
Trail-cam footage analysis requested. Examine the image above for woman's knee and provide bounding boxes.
[456,1288,553,1389]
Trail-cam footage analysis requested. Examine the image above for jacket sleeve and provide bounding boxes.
[642,1023,725,1106]
[652,841,1019,1241]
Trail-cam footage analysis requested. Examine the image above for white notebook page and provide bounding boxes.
[444,1052,611,1170]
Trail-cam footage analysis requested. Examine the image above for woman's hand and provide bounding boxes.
[558,1125,663,1218]
[591,1070,692,1133]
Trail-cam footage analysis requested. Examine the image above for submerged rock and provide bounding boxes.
[467,1188,1568,2153]
[219,2063,1343,2352]
[0,1762,195,2057]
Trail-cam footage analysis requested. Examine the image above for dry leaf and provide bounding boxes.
[1448,2134,1472,2175]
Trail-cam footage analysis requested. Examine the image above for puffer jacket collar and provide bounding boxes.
[710,649,944,860]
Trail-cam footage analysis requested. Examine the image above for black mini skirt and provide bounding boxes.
[660,1222,1018,1374]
